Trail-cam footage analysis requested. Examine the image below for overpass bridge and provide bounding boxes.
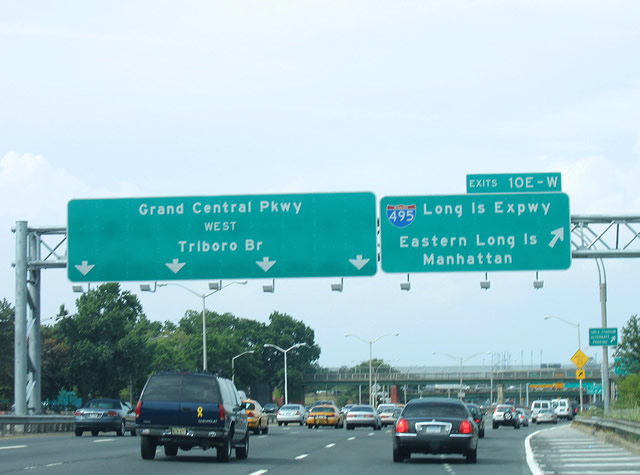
[303,365,605,404]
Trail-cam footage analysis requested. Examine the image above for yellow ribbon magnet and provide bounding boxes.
[197,406,203,418]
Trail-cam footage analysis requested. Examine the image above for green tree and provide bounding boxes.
[41,306,72,400]
[616,373,640,408]
[58,283,151,402]
[0,299,14,408]
[615,314,640,375]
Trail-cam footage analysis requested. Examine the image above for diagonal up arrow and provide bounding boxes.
[549,227,565,248]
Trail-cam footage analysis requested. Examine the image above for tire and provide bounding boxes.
[75,428,83,437]
[262,424,269,435]
[466,448,477,463]
[140,436,156,460]
[278,421,282,426]
[308,424,313,429]
[253,426,260,435]
[393,447,405,463]
[479,428,485,438]
[236,431,249,459]
[116,419,125,436]
[217,435,232,463]
[91,430,99,437]
[492,423,498,429]
[164,445,178,456]
[284,422,288,426]
[130,428,137,436]
[504,412,512,421]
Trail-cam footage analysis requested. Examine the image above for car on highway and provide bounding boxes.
[135,371,249,462]
[531,400,551,423]
[379,405,401,427]
[465,403,485,438]
[306,404,344,429]
[243,399,269,434]
[276,403,307,426]
[345,404,382,430]
[492,404,520,429]
[263,402,278,415]
[74,398,136,437]
[551,398,573,420]
[536,408,558,424]
[392,397,478,463]
[515,407,529,427]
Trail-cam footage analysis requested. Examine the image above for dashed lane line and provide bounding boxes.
[0,445,27,450]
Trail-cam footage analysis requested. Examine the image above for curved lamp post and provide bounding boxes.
[231,350,255,384]
[344,332,399,406]
[264,343,307,405]
[142,280,247,371]
[433,351,486,399]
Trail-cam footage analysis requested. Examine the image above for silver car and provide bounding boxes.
[276,403,307,426]
[345,404,382,430]
[536,408,558,424]
[74,398,135,436]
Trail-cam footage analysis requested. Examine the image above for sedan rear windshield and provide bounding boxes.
[403,403,468,419]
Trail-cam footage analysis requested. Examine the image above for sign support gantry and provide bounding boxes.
[571,215,640,258]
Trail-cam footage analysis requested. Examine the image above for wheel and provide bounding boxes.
[284,422,288,426]
[466,447,477,463]
[300,421,304,426]
[393,447,405,463]
[217,435,232,462]
[262,423,269,435]
[164,445,178,456]
[117,419,125,436]
[75,428,83,437]
[253,426,260,435]
[308,424,313,429]
[492,423,498,429]
[278,421,282,426]
[236,431,249,459]
[91,430,99,436]
[514,421,520,429]
[140,436,156,460]
[130,428,137,436]
[504,412,512,421]
[479,428,485,438]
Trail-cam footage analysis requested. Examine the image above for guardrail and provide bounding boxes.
[0,415,74,437]
[574,415,640,439]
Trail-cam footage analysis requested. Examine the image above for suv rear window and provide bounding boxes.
[142,374,220,404]
[142,374,182,401]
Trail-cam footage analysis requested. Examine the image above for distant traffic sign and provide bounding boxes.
[467,173,562,194]
[576,369,586,380]
[589,327,618,346]
[380,193,571,272]
[571,349,589,369]
[68,192,377,282]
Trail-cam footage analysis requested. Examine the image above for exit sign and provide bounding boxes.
[467,173,562,194]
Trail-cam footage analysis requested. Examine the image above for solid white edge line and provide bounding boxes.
[525,429,544,475]
[249,470,268,475]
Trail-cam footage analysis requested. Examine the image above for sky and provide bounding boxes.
[1,1,639,371]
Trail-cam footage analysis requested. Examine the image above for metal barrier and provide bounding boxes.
[574,415,640,438]
[0,415,74,437]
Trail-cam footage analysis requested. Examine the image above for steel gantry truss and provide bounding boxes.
[11,215,640,415]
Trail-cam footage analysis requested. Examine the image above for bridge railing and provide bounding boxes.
[0,415,74,437]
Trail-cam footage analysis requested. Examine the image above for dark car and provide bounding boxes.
[393,398,478,463]
[74,398,136,437]
[465,403,485,438]
[135,371,249,462]
[263,402,278,414]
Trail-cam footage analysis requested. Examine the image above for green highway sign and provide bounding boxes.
[380,193,571,273]
[467,173,562,194]
[68,192,377,282]
[589,327,618,346]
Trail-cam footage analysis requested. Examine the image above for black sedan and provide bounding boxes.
[74,398,136,437]
[393,397,478,463]
[465,402,485,438]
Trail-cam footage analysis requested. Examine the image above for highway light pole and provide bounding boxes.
[344,332,399,406]
[142,280,247,371]
[231,350,255,384]
[433,351,486,399]
[264,343,307,405]
[544,315,583,413]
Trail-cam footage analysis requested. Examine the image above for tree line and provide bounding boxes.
[0,283,321,409]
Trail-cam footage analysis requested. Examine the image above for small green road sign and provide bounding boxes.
[68,192,377,282]
[589,327,618,346]
[466,173,562,194]
[380,193,571,273]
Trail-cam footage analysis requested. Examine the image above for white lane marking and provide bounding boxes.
[249,471,268,475]
[368,432,375,436]
[347,436,356,441]
[0,445,27,450]
[325,443,335,448]
[525,429,544,475]
[295,454,308,460]
[45,463,63,467]
[93,438,114,443]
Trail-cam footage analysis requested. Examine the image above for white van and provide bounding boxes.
[551,398,573,420]
[531,400,551,422]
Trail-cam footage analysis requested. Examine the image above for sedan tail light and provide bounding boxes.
[107,411,119,417]
[459,420,473,434]
[396,418,409,433]
[74,410,81,416]
[247,411,255,418]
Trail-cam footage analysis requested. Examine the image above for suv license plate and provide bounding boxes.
[172,427,187,435]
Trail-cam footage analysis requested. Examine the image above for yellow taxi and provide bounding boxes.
[306,404,344,429]
[243,399,269,435]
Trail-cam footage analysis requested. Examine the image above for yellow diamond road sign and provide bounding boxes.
[571,349,589,369]
[576,369,586,380]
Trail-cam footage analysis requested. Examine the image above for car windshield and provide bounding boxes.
[281,405,298,410]
[403,402,467,418]
[87,400,119,409]
[350,406,374,413]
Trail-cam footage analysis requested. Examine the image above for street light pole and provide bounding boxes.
[142,280,248,372]
[433,351,485,399]
[231,350,255,384]
[344,332,399,406]
[264,343,307,405]
[544,315,583,413]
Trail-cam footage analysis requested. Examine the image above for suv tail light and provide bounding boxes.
[459,420,473,434]
[136,400,142,417]
[219,403,226,422]
[396,418,409,433]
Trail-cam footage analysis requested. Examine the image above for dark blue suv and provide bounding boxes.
[136,372,249,461]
